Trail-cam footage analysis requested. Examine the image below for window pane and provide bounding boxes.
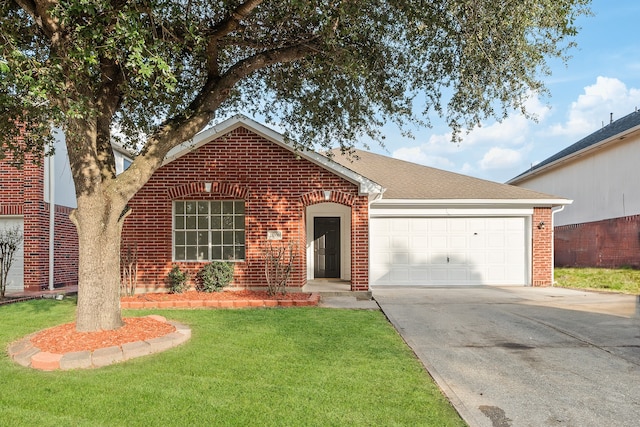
[186,216,197,229]
[211,231,222,245]
[186,231,197,245]
[197,231,208,245]
[234,201,245,214]
[235,231,245,244]
[211,216,221,229]
[186,246,197,260]
[198,216,208,229]
[175,247,185,260]
[174,202,184,214]
[211,202,221,214]
[211,246,222,260]
[185,201,196,214]
[223,246,235,260]
[235,215,245,229]
[175,232,185,245]
[175,216,184,230]
[223,216,233,229]
[222,201,234,214]
[198,247,209,260]
[197,201,209,214]
[235,246,245,260]
[223,231,233,244]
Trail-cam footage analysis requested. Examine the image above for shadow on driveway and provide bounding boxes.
[374,286,640,427]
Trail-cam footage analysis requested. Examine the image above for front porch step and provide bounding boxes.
[315,290,373,300]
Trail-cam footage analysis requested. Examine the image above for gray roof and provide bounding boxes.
[510,110,640,182]
[328,149,562,201]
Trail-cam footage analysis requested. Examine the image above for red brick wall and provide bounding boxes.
[532,207,553,286]
[53,205,79,287]
[122,127,370,292]
[1,151,79,291]
[555,214,640,268]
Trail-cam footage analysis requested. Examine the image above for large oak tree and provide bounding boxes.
[0,0,590,331]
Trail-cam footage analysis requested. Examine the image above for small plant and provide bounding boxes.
[262,241,296,296]
[0,225,23,300]
[121,243,138,296]
[196,261,234,292]
[167,265,189,293]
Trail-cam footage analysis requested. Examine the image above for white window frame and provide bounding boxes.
[173,200,245,262]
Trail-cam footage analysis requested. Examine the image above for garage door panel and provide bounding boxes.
[370,217,527,287]
[392,252,409,265]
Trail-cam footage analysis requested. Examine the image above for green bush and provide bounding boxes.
[167,265,189,293]
[196,261,234,292]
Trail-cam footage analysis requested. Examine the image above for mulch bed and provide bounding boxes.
[30,316,176,354]
[121,290,312,302]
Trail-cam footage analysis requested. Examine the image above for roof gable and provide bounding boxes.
[163,115,384,197]
[509,110,640,184]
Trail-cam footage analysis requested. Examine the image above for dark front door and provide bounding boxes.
[314,217,340,278]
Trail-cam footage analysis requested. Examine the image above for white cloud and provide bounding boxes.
[549,76,640,136]
[479,147,523,170]
[392,147,455,169]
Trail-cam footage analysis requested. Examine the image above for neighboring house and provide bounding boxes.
[508,110,640,268]
[0,130,132,292]
[122,115,569,292]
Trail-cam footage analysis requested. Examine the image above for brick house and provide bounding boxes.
[509,110,640,268]
[0,130,131,292]
[122,115,569,292]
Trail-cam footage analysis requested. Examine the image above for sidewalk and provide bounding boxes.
[4,285,78,301]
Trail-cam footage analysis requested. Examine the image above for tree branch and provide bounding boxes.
[14,0,60,41]
[110,40,320,201]
[208,0,264,41]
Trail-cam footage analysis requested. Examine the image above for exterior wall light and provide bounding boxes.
[537,221,545,230]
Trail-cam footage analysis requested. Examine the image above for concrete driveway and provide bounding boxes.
[373,286,640,427]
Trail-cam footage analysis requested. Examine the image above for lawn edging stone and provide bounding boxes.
[7,317,191,371]
[120,292,321,309]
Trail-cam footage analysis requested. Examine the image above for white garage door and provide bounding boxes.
[0,217,24,292]
[370,217,528,286]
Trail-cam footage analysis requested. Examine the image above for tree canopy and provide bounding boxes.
[2,0,590,161]
[0,0,590,331]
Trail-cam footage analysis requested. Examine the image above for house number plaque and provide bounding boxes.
[266,230,283,240]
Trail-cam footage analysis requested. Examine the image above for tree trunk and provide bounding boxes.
[71,190,127,332]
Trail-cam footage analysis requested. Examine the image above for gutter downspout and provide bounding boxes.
[550,205,566,286]
[48,145,55,291]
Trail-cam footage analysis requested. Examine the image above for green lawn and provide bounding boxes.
[555,267,640,294]
[0,299,465,426]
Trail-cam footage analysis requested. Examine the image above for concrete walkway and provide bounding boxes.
[374,286,640,427]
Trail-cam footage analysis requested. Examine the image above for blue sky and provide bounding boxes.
[370,0,640,184]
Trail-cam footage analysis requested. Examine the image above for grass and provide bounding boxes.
[0,299,465,426]
[555,267,640,294]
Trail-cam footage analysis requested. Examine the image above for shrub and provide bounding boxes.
[167,265,189,294]
[196,262,234,292]
[0,225,23,299]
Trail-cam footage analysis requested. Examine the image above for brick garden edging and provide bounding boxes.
[8,315,191,371]
[120,292,321,309]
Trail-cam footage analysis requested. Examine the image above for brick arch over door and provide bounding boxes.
[300,190,370,291]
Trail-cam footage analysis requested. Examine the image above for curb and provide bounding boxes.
[120,293,321,309]
[8,315,191,371]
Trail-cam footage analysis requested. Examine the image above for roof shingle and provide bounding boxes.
[329,149,561,200]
